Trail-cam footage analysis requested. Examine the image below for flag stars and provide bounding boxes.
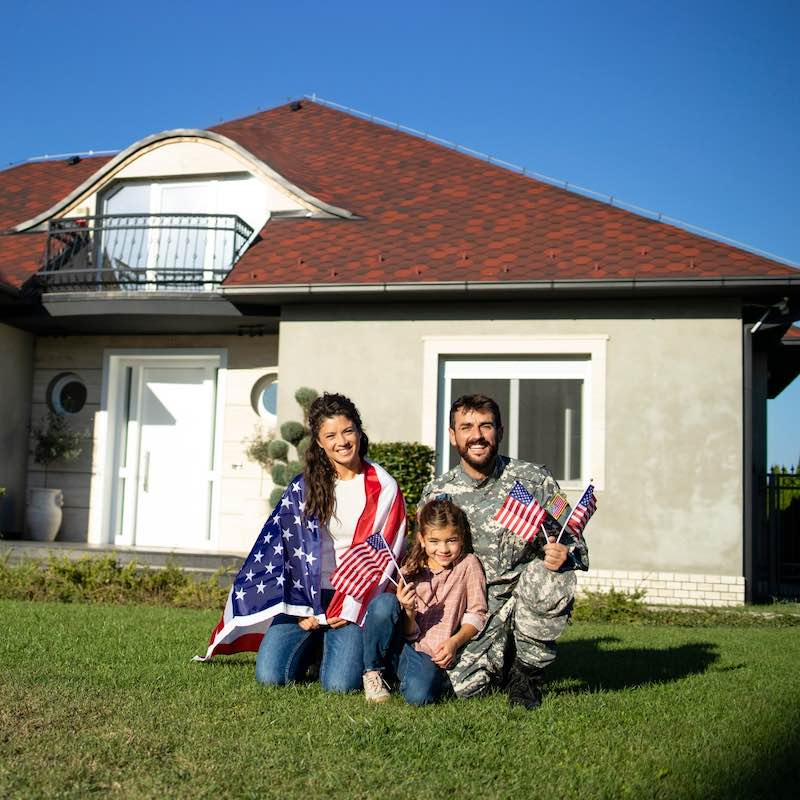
[282,528,293,541]
[244,570,255,583]
[276,574,285,587]
[253,551,264,563]
[235,588,246,601]
[293,546,305,560]
[256,581,266,594]
[292,579,302,590]
[281,497,291,509]
[305,551,317,566]
[310,586,317,598]
[293,515,302,527]
[273,543,283,556]
[263,532,273,544]
[264,561,275,574]
[292,481,301,492]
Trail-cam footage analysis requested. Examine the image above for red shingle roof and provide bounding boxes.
[0,101,796,291]
[214,102,798,286]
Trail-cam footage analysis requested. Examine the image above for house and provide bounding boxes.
[1,98,798,603]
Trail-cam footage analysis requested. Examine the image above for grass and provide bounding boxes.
[2,601,799,799]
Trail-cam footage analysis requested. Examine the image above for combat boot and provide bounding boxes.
[507,659,544,710]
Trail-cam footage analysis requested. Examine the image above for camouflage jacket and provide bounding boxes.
[420,456,589,611]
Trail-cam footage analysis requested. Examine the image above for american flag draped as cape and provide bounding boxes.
[195,460,406,661]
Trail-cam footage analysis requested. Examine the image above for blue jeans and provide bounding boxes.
[363,592,452,706]
[255,599,364,694]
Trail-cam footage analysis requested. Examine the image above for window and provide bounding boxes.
[443,359,588,481]
[422,336,607,489]
[99,174,261,285]
[47,372,87,416]
[251,372,279,429]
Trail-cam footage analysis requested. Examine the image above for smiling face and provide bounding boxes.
[418,524,463,570]
[316,414,363,478]
[449,407,503,479]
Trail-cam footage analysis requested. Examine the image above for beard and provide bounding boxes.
[456,436,498,473]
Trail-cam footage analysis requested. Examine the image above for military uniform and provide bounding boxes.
[419,456,588,698]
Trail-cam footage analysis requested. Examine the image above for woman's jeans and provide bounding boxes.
[363,592,452,706]
[255,593,364,693]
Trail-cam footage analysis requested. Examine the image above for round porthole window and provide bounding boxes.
[47,372,87,416]
[251,373,278,426]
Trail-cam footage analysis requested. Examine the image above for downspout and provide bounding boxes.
[742,322,754,602]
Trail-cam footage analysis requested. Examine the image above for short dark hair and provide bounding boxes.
[449,394,502,430]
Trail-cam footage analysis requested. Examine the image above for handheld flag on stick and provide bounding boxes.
[494,481,548,542]
[556,484,597,543]
[330,532,394,598]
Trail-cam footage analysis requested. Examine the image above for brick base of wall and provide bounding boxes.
[576,569,745,607]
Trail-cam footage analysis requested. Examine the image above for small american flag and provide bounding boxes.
[566,484,597,537]
[494,481,547,542]
[330,532,393,598]
[547,492,568,520]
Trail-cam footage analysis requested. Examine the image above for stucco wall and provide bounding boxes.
[0,322,34,534]
[276,298,743,578]
[29,334,279,551]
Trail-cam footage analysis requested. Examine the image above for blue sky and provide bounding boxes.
[2,0,798,465]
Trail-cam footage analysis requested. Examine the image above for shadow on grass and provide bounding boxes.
[550,636,722,692]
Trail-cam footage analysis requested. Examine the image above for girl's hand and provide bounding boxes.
[396,581,417,615]
[326,616,349,629]
[298,617,320,631]
[431,638,458,668]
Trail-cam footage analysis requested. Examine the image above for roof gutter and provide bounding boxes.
[221,274,800,299]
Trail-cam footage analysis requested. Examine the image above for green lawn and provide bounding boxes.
[1,600,799,800]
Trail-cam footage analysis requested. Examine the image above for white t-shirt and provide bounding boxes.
[320,473,367,590]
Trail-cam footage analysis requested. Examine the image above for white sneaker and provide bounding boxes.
[363,670,391,703]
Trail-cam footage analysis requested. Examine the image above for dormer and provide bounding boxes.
[25,130,354,294]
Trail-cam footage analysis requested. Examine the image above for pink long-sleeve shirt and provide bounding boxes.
[402,553,488,659]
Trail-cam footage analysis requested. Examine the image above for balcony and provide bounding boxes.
[38,213,254,292]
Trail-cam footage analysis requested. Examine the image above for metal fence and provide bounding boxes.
[39,213,254,292]
[761,470,800,598]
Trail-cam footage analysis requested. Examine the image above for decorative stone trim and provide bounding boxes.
[576,569,745,607]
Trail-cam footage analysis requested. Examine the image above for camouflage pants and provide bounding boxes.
[447,559,576,698]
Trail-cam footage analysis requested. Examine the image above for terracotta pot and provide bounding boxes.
[26,488,64,542]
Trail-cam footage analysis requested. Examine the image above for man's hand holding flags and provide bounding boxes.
[494,480,597,553]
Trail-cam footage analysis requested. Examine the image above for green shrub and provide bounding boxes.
[296,436,312,458]
[286,460,303,480]
[294,387,319,417]
[280,421,306,446]
[0,554,228,609]
[271,463,289,485]
[268,439,289,462]
[269,487,285,506]
[369,442,435,527]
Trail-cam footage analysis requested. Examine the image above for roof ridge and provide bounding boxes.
[304,94,798,269]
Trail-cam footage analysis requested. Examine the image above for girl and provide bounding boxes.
[362,498,487,705]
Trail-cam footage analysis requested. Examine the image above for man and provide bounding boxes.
[418,394,588,709]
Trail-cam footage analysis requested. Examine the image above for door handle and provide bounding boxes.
[143,451,150,493]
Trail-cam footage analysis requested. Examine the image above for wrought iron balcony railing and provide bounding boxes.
[39,213,254,292]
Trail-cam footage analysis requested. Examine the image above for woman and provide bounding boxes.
[197,393,406,694]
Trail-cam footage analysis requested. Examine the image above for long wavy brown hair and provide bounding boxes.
[403,498,473,578]
[303,392,369,524]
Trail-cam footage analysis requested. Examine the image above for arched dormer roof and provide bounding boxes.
[12,128,357,233]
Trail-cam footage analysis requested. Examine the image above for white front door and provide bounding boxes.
[112,358,220,549]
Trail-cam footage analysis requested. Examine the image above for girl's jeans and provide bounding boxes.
[255,591,364,693]
[363,592,452,705]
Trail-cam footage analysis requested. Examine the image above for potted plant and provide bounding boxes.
[26,412,83,541]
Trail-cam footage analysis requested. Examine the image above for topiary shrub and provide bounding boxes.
[264,386,318,501]
[368,442,435,530]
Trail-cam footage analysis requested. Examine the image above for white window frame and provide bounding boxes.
[421,336,607,491]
